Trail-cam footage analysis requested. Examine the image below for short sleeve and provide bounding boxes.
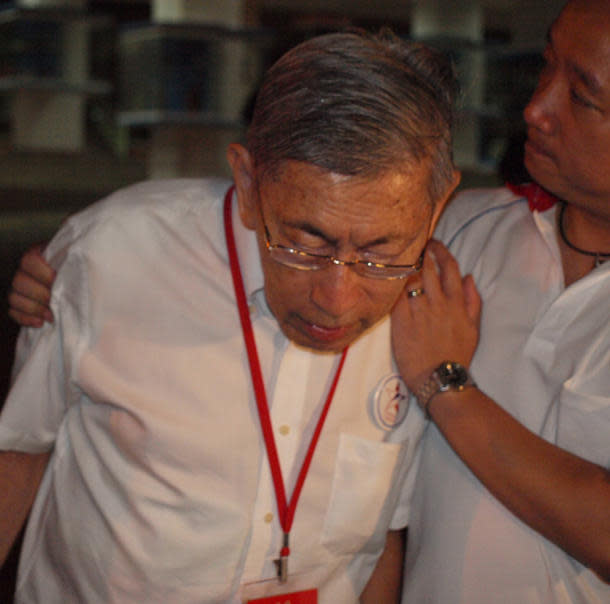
[0,227,89,453]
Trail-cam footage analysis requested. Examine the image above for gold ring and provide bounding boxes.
[407,288,425,298]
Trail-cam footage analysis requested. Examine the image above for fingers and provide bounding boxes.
[419,244,442,301]
[462,274,482,325]
[393,240,481,388]
[8,308,45,329]
[403,238,481,319]
[423,240,463,299]
[20,243,56,288]
[11,270,51,307]
[7,242,55,326]
[7,288,54,326]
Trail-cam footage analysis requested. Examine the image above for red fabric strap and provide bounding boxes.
[223,186,348,544]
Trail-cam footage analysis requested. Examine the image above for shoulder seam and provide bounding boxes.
[445,197,526,248]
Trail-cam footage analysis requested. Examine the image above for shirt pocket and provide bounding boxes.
[320,433,408,556]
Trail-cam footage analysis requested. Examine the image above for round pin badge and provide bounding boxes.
[370,373,410,430]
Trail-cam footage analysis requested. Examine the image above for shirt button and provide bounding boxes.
[248,303,257,316]
[279,425,290,436]
[264,512,274,523]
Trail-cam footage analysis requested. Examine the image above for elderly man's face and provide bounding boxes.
[524,0,610,217]
[229,149,455,352]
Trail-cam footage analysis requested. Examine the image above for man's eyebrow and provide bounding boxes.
[287,219,337,245]
[287,219,409,249]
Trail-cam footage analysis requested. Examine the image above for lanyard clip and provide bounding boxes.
[276,533,290,583]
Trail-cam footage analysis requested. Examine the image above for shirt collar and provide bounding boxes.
[532,203,563,268]
[506,181,562,267]
[506,181,558,212]
[229,187,271,316]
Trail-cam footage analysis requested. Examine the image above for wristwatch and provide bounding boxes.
[415,361,476,418]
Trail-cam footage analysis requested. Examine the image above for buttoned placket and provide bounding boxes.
[519,207,608,429]
[241,295,316,581]
[226,187,344,587]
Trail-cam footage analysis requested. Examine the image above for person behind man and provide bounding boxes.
[0,31,462,603]
[390,0,609,601]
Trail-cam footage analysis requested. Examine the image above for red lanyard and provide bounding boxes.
[223,186,348,582]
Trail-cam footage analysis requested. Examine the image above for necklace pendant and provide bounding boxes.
[595,251,610,267]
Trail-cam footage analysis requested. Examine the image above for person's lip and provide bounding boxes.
[525,136,554,161]
[300,319,355,343]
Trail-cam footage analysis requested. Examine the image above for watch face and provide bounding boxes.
[437,362,468,387]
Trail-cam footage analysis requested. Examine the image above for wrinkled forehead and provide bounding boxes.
[255,157,434,199]
[255,159,435,243]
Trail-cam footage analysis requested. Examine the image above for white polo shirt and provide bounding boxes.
[0,178,425,603]
[403,187,610,603]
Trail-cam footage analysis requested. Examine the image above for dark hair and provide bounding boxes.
[247,29,459,201]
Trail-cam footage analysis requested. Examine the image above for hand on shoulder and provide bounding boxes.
[391,239,481,394]
[8,243,55,327]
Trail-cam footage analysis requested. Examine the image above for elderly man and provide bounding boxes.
[0,31,460,603]
[392,0,610,601]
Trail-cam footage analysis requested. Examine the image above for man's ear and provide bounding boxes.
[227,143,257,230]
[428,169,461,237]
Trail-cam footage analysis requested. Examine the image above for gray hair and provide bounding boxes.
[247,30,459,202]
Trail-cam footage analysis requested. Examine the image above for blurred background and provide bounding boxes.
[0,0,564,596]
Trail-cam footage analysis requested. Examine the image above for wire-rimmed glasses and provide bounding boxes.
[260,208,424,280]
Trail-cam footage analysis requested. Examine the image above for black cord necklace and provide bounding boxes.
[558,203,610,267]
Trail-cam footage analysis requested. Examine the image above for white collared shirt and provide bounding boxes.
[403,187,610,604]
[0,178,425,603]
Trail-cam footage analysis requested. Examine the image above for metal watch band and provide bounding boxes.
[414,375,443,417]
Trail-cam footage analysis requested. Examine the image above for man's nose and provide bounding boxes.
[523,74,558,136]
[310,265,362,319]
